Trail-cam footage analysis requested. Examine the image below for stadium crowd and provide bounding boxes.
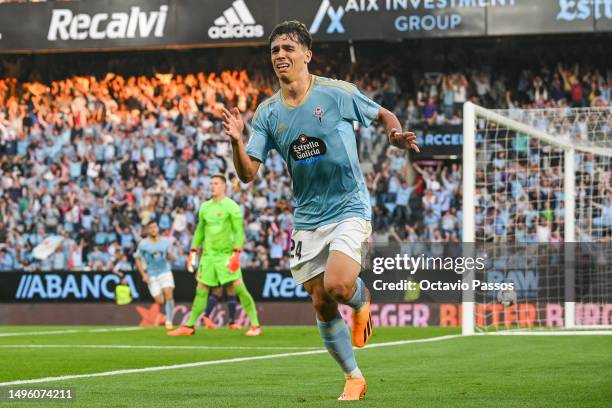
[0,51,610,271]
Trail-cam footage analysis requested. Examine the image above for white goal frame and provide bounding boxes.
[461,102,612,335]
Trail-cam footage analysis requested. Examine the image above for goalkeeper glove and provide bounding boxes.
[187,248,198,273]
[228,249,241,273]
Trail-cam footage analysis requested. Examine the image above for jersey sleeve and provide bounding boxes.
[245,104,275,163]
[191,205,206,249]
[337,83,381,127]
[229,201,245,249]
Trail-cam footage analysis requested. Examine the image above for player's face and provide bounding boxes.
[270,34,311,81]
[148,223,159,237]
[211,178,226,198]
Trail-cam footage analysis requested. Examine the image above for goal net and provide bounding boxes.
[461,103,612,334]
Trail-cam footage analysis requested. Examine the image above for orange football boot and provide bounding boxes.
[228,322,242,330]
[166,325,195,336]
[245,326,262,336]
[338,377,367,401]
[351,288,373,348]
[202,316,217,329]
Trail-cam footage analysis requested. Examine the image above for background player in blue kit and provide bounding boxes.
[135,221,176,330]
[222,21,419,400]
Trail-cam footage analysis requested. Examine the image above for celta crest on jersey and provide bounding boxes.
[314,106,324,125]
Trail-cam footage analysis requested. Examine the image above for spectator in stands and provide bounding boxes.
[0,247,14,271]
[473,72,491,106]
[441,75,455,119]
[393,180,412,225]
[452,74,468,116]
[422,96,438,126]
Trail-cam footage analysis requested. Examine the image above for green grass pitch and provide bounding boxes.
[0,325,610,407]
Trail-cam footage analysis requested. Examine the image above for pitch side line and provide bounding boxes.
[0,345,322,351]
[0,327,143,337]
[0,334,462,387]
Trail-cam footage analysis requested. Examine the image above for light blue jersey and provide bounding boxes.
[246,75,381,230]
[135,237,172,276]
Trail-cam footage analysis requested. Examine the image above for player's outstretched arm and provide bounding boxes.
[222,107,261,183]
[375,107,420,153]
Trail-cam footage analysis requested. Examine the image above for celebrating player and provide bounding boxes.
[135,221,176,330]
[168,174,261,336]
[221,21,419,400]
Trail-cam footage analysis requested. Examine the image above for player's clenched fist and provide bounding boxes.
[186,248,198,273]
[221,107,245,143]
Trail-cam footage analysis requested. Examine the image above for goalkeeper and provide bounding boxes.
[168,173,261,337]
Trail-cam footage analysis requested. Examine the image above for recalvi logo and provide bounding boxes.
[47,5,168,41]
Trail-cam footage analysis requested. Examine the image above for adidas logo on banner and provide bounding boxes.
[208,0,263,39]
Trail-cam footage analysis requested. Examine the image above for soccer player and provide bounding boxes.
[168,174,261,336]
[221,21,419,400]
[135,221,176,329]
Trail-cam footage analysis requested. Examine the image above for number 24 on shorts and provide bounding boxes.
[290,239,302,260]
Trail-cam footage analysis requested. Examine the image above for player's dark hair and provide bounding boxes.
[143,219,157,228]
[211,173,227,183]
[269,20,312,50]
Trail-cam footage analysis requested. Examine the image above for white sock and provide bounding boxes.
[345,367,363,379]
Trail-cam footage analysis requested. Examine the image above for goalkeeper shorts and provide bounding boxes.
[289,217,371,285]
[197,254,242,287]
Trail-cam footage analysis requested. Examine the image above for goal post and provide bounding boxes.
[462,102,612,334]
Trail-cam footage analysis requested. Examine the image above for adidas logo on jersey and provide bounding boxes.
[208,0,263,39]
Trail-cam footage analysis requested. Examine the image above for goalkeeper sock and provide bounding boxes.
[204,294,218,317]
[234,283,260,327]
[317,313,358,375]
[164,299,175,322]
[344,277,367,310]
[186,287,208,327]
[227,295,238,323]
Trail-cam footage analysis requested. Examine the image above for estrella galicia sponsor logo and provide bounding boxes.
[289,134,327,165]
[14,273,140,300]
[208,0,264,39]
[557,0,612,21]
[262,272,309,299]
[47,5,168,41]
